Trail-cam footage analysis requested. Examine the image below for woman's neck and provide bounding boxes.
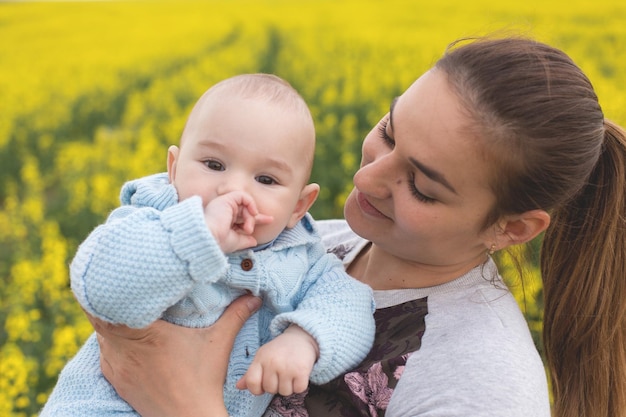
[348,243,488,290]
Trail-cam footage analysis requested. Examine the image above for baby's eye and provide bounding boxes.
[256,175,277,185]
[204,160,224,171]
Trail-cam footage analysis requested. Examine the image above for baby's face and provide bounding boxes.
[170,95,316,244]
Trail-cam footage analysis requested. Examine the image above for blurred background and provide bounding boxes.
[1,0,624,414]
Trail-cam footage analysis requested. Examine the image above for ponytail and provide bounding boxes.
[541,119,626,417]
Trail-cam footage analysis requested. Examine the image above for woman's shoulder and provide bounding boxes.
[385,295,550,416]
[315,219,355,241]
[314,219,369,264]
[384,264,550,416]
[387,335,550,416]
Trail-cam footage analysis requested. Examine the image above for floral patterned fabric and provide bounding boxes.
[268,297,427,417]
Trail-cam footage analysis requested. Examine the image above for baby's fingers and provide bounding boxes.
[237,363,264,395]
[237,208,257,235]
[254,213,274,226]
[237,211,273,235]
[288,374,309,395]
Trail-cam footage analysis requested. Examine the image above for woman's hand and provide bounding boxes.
[86,295,262,417]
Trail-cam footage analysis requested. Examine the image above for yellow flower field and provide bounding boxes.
[1,0,624,414]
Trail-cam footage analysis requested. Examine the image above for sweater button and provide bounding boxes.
[241,259,253,271]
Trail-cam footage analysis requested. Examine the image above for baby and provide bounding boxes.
[41,74,375,417]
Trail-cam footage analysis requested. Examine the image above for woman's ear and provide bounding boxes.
[494,209,551,249]
[287,183,320,228]
[167,145,180,183]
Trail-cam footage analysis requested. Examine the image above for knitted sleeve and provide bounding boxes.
[70,195,228,328]
[269,245,376,384]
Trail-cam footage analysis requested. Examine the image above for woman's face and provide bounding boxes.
[344,69,497,271]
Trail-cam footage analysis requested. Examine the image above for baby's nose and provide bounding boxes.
[216,174,247,195]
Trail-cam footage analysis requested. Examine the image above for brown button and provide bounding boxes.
[241,259,253,271]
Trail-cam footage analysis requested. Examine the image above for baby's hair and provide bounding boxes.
[205,73,313,123]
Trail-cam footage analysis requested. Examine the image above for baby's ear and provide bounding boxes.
[287,183,320,228]
[167,145,180,183]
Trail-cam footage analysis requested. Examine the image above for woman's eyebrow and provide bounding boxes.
[409,157,458,194]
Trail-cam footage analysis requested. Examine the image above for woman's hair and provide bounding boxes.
[436,37,626,417]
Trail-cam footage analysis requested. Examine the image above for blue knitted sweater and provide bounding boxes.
[40,173,375,417]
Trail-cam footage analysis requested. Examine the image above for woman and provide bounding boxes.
[90,37,626,417]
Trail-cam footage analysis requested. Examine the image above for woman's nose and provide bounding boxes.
[353,150,395,199]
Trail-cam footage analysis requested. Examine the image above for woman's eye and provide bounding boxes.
[204,160,224,171]
[408,173,436,203]
[256,175,277,185]
[377,118,395,148]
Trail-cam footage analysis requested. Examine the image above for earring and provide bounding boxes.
[488,244,497,255]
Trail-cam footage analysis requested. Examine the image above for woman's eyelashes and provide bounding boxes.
[378,118,395,147]
[408,172,436,203]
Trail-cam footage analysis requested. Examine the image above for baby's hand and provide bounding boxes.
[203,191,273,253]
[236,325,319,396]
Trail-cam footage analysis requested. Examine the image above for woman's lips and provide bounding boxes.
[356,190,388,219]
